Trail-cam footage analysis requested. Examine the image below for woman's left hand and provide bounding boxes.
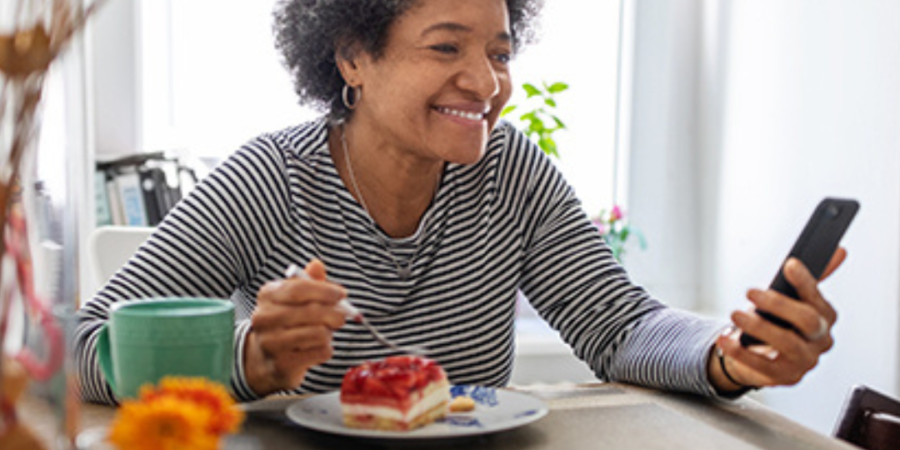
[711,247,847,392]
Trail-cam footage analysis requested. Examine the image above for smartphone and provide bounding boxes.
[739,197,860,347]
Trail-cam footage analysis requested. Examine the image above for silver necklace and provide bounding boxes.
[340,125,437,280]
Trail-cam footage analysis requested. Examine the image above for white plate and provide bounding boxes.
[285,385,548,440]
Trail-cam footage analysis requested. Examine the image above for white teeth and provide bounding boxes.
[437,107,485,121]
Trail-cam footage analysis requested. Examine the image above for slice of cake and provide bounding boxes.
[340,355,450,431]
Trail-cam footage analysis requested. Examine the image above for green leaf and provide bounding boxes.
[547,82,570,93]
[510,80,572,159]
[501,105,517,117]
[538,137,558,157]
[522,83,541,98]
[528,120,546,134]
[552,116,566,129]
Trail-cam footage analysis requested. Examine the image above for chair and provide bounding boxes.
[88,225,155,291]
[834,385,900,450]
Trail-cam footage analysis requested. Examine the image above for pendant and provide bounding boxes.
[397,267,412,280]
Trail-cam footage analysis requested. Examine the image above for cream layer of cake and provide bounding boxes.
[341,379,450,421]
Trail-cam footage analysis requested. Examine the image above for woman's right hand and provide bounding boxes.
[244,259,346,396]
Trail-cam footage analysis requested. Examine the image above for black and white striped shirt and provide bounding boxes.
[76,119,727,404]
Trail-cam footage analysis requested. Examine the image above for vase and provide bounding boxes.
[1,1,109,448]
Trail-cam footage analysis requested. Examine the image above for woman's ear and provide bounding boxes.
[335,44,364,87]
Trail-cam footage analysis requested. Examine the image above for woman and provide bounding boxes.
[77,0,842,404]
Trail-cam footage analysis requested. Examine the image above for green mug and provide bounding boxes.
[96,297,235,399]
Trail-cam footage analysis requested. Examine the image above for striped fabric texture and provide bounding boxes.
[76,119,727,404]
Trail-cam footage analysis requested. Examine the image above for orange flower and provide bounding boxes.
[108,396,217,450]
[141,377,245,435]
[108,377,245,450]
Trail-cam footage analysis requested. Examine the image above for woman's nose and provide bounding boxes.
[457,55,502,100]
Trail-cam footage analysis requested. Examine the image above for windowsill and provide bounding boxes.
[512,316,597,385]
[514,317,573,356]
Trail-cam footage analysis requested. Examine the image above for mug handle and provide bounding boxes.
[96,323,118,394]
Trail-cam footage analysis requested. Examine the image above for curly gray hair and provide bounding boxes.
[273,0,543,123]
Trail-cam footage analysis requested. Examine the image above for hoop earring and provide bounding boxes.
[342,84,362,110]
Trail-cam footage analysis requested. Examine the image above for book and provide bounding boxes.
[106,172,125,226]
[95,171,113,227]
[116,170,148,226]
[139,167,164,226]
[155,159,184,217]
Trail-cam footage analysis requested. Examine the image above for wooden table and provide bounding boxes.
[22,383,858,449]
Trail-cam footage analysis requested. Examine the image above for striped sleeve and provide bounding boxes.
[607,309,727,396]
[231,319,259,401]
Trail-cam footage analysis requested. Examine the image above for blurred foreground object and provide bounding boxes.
[1,1,111,449]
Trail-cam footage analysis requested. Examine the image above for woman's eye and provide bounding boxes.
[494,53,512,64]
[430,44,459,54]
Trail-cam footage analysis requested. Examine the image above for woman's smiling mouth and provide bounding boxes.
[435,106,488,122]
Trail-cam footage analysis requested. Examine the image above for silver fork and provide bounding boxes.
[283,264,427,356]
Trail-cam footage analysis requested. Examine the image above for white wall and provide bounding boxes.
[627,0,900,435]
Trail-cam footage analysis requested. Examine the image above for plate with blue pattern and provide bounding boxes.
[286,385,548,440]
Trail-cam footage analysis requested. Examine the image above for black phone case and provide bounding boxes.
[740,198,859,347]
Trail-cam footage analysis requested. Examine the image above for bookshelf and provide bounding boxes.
[95,152,197,228]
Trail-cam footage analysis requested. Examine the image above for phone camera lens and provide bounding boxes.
[826,205,840,218]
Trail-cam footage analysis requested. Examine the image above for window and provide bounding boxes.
[138,0,623,215]
[507,0,623,214]
[139,1,308,155]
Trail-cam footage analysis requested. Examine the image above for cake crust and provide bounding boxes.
[342,395,449,431]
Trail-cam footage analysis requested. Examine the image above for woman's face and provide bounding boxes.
[346,0,513,165]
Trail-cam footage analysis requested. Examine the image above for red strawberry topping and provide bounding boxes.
[341,356,446,399]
